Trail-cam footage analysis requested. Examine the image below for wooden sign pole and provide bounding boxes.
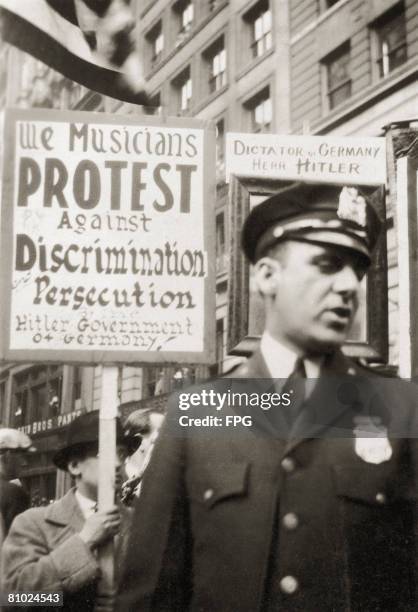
[396,157,418,378]
[96,365,118,610]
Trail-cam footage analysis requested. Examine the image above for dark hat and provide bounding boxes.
[242,182,382,264]
[53,410,141,471]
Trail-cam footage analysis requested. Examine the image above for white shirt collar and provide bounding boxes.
[260,332,323,380]
[75,489,97,519]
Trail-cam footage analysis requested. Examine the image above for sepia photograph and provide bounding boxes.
[0,1,418,611]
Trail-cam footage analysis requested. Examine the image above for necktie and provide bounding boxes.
[282,358,306,426]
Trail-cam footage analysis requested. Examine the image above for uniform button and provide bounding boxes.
[203,488,214,501]
[282,512,299,530]
[279,575,299,594]
[281,457,296,473]
[375,492,386,504]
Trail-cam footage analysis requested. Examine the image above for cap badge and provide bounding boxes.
[353,418,392,464]
[337,187,367,227]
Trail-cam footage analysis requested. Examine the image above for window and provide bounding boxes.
[154,32,164,60]
[374,6,407,78]
[204,37,227,95]
[253,96,272,130]
[211,48,226,93]
[172,67,192,112]
[72,366,82,409]
[173,0,194,46]
[215,118,225,170]
[323,42,351,110]
[209,318,225,376]
[215,117,226,179]
[146,21,164,66]
[216,212,227,274]
[175,0,193,33]
[14,388,28,426]
[12,366,62,426]
[245,0,272,59]
[143,367,165,398]
[181,76,192,110]
[253,7,271,58]
[182,79,192,110]
[31,384,48,422]
[182,1,194,31]
[245,87,272,133]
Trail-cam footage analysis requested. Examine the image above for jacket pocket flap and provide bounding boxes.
[333,465,396,506]
[188,462,249,508]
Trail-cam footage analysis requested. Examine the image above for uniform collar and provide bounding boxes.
[260,332,323,380]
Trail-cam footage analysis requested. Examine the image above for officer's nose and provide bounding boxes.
[333,264,360,296]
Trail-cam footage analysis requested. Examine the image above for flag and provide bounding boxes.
[0,0,149,105]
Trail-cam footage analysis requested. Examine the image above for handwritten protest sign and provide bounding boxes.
[0,109,215,364]
[226,133,386,185]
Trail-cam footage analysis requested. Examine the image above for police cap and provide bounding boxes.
[241,182,382,264]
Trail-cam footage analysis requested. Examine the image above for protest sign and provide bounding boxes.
[226,132,386,185]
[0,108,216,364]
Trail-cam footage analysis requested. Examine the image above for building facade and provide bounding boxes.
[286,0,418,365]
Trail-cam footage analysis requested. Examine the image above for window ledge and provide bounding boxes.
[140,0,162,19]
[235,47,274,82]
[291,0,350,46]
[312,58,418,134]
[317,0,350,26]
[193,83,228,113]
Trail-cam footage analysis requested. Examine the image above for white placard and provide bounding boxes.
[226,133,386,186]
[1,109,215,364]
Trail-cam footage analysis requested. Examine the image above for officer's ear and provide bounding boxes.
[253,257,281,296]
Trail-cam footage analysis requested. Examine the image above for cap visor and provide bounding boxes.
[292,229,371,261]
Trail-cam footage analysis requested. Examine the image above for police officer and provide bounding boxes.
[118,182,418,611]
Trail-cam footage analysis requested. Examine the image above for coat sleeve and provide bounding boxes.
[1,510,100,593]
[117,411,191,612]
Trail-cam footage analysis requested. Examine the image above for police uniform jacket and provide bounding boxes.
[118,349,418,612]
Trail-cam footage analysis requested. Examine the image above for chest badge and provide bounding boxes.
[353,418,392,464]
